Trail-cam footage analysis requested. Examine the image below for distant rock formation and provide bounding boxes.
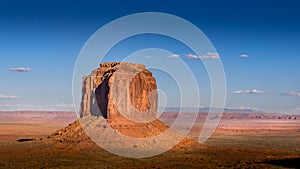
[80,62,158,124]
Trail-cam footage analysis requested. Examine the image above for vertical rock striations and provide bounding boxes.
[48,62,196,155]
[80,62,158,125]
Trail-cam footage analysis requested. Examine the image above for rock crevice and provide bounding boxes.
[80,62,157,124]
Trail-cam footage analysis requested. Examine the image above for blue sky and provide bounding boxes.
[0,0,299,113]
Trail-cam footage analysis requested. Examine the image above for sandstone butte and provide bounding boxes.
[81,62,157,123]
[48,62,198,151]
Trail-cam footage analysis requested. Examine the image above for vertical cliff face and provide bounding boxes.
[51,62,191,153]
[80,62,157,124]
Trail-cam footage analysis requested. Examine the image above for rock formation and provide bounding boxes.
[80,62,157,124]
[46,62,198,158]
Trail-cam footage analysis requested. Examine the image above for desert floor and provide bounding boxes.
[0,111,299,169]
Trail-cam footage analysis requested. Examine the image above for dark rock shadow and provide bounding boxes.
[263,158,300,169]
[95,78,109,118]
[17,138,34,142]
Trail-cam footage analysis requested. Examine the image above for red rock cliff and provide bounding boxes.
[80,62,158,124]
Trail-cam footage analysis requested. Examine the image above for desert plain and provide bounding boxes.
[0,111,299,169]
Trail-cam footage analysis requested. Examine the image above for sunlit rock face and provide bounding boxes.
[80,62,158,124]
[53,62,189,158]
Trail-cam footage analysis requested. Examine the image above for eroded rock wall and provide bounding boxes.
[80,62,157,123]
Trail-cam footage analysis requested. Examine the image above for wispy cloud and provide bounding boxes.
[185,52,220,60]
[168,54,180,58]
[144,56,152,59]
[280,91,300,97]
[292,108,300,112]
[0,104,34,111]
[0,95,18,99]
[53,103,75,109]
[0,104,33,109]
[238,106,260,111]
[16,104,33,108]
[9,67,31,72]
[203,52,220,59]
[233,89,265,95]
[239,54,248,58]
[185,54,199,59]
[0,103,76,111]
[226,106,262,111]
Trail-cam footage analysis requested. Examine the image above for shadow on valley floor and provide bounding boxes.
[263,158,300,169]
[16,138,35,142]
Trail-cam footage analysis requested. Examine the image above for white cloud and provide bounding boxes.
[185,52,220,60]
[16,104,33,108]
[292,108,300,112]
[168,54,180,58]
[144,56,152,59]
[280,91,300,97]
[224,106,263,112]
[185,54,199,59]
[0,103,75,111]
[239,54,248,58]
[233,89,265,95]
[0,95,18,99]
[9,67,31,72]
[53,103,75,109]
[0,104,35,111]
[237,106,260,111]
[205,52,220,59]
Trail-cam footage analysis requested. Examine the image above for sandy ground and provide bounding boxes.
[0,111,299,169]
